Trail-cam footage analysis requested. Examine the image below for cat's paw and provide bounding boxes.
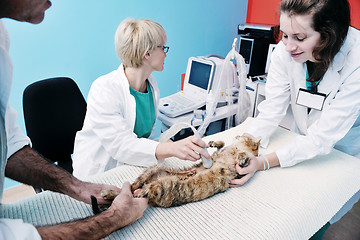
[237,152,250,167]
[101,189,119,200]
[209,140,225,150]
[133,189,147,198]
[131,181,143,192]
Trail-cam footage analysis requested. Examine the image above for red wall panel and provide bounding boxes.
[246,0,359,29]
[349,0,360,29]
[246,0,280,25]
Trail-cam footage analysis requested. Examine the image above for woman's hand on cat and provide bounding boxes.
[156,136,210,161]
[229,153,260,187]
[107,181,148,228]
[172,136,211,161]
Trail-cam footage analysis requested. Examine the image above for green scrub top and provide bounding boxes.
[306,61,322,93]
[129,81,156,138]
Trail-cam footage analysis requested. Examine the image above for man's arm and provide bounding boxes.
[5,146,149,239]
[36,182,148,239]
[5,145,120,204]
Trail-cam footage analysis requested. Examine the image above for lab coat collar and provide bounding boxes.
[117,63,130,87]
[310,28,354,97]
[290,62,308,134]
[293,28,353,132]
[115,63,160,134]
[116,63,136,130]
[292,53,344,134]
[317,29,350,104]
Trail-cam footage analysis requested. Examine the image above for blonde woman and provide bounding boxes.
[73,18,210,179]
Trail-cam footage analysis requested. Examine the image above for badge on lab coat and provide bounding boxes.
[296,88,326,111]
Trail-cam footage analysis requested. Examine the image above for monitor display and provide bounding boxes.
[188,60,212,90]
[239,38,254,64]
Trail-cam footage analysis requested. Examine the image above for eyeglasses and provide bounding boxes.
[157,45,170,53]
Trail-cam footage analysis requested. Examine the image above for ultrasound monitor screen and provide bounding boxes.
[239,38,253,64]
[188,61,212,90]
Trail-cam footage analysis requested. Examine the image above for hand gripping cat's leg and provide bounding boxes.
[101,189,119,200]
[234,151,250,179]
[237,151,250,167]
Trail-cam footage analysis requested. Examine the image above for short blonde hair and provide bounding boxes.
[115,18,167,68]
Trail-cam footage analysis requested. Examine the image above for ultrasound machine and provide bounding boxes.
[158,55,242,140]
[159,57,215,118]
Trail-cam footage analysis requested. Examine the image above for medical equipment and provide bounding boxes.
[158,39,252,139]
[197,38,250,137]
[158,103,240,141]
[238,24,277,76]
[159,57,215,118]
[159,53,240,119]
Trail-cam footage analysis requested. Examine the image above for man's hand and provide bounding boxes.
[72,181,122,205]
[37,182,148,239]
[108,181,148,228]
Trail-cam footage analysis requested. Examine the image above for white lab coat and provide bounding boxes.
[72,64,160,179]
[247,27,360,167]
[246,27,360,224]
[0,20,40,240]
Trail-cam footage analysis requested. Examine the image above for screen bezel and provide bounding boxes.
[238,37,254,66]
[183,57,215,96]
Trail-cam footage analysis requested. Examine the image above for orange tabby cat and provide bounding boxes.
[92,135,260,212]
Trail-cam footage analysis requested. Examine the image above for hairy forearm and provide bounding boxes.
[37,208,124,240]
[5,146,78,195]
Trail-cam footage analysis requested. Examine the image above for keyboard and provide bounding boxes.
[159,92,206,118]
[169,94,194,107]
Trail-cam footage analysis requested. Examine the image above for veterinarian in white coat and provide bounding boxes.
[73,18,210,179]
[231,0,360,237]
[244,27,360,167]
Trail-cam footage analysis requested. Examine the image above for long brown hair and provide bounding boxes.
[280,0,350,82]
